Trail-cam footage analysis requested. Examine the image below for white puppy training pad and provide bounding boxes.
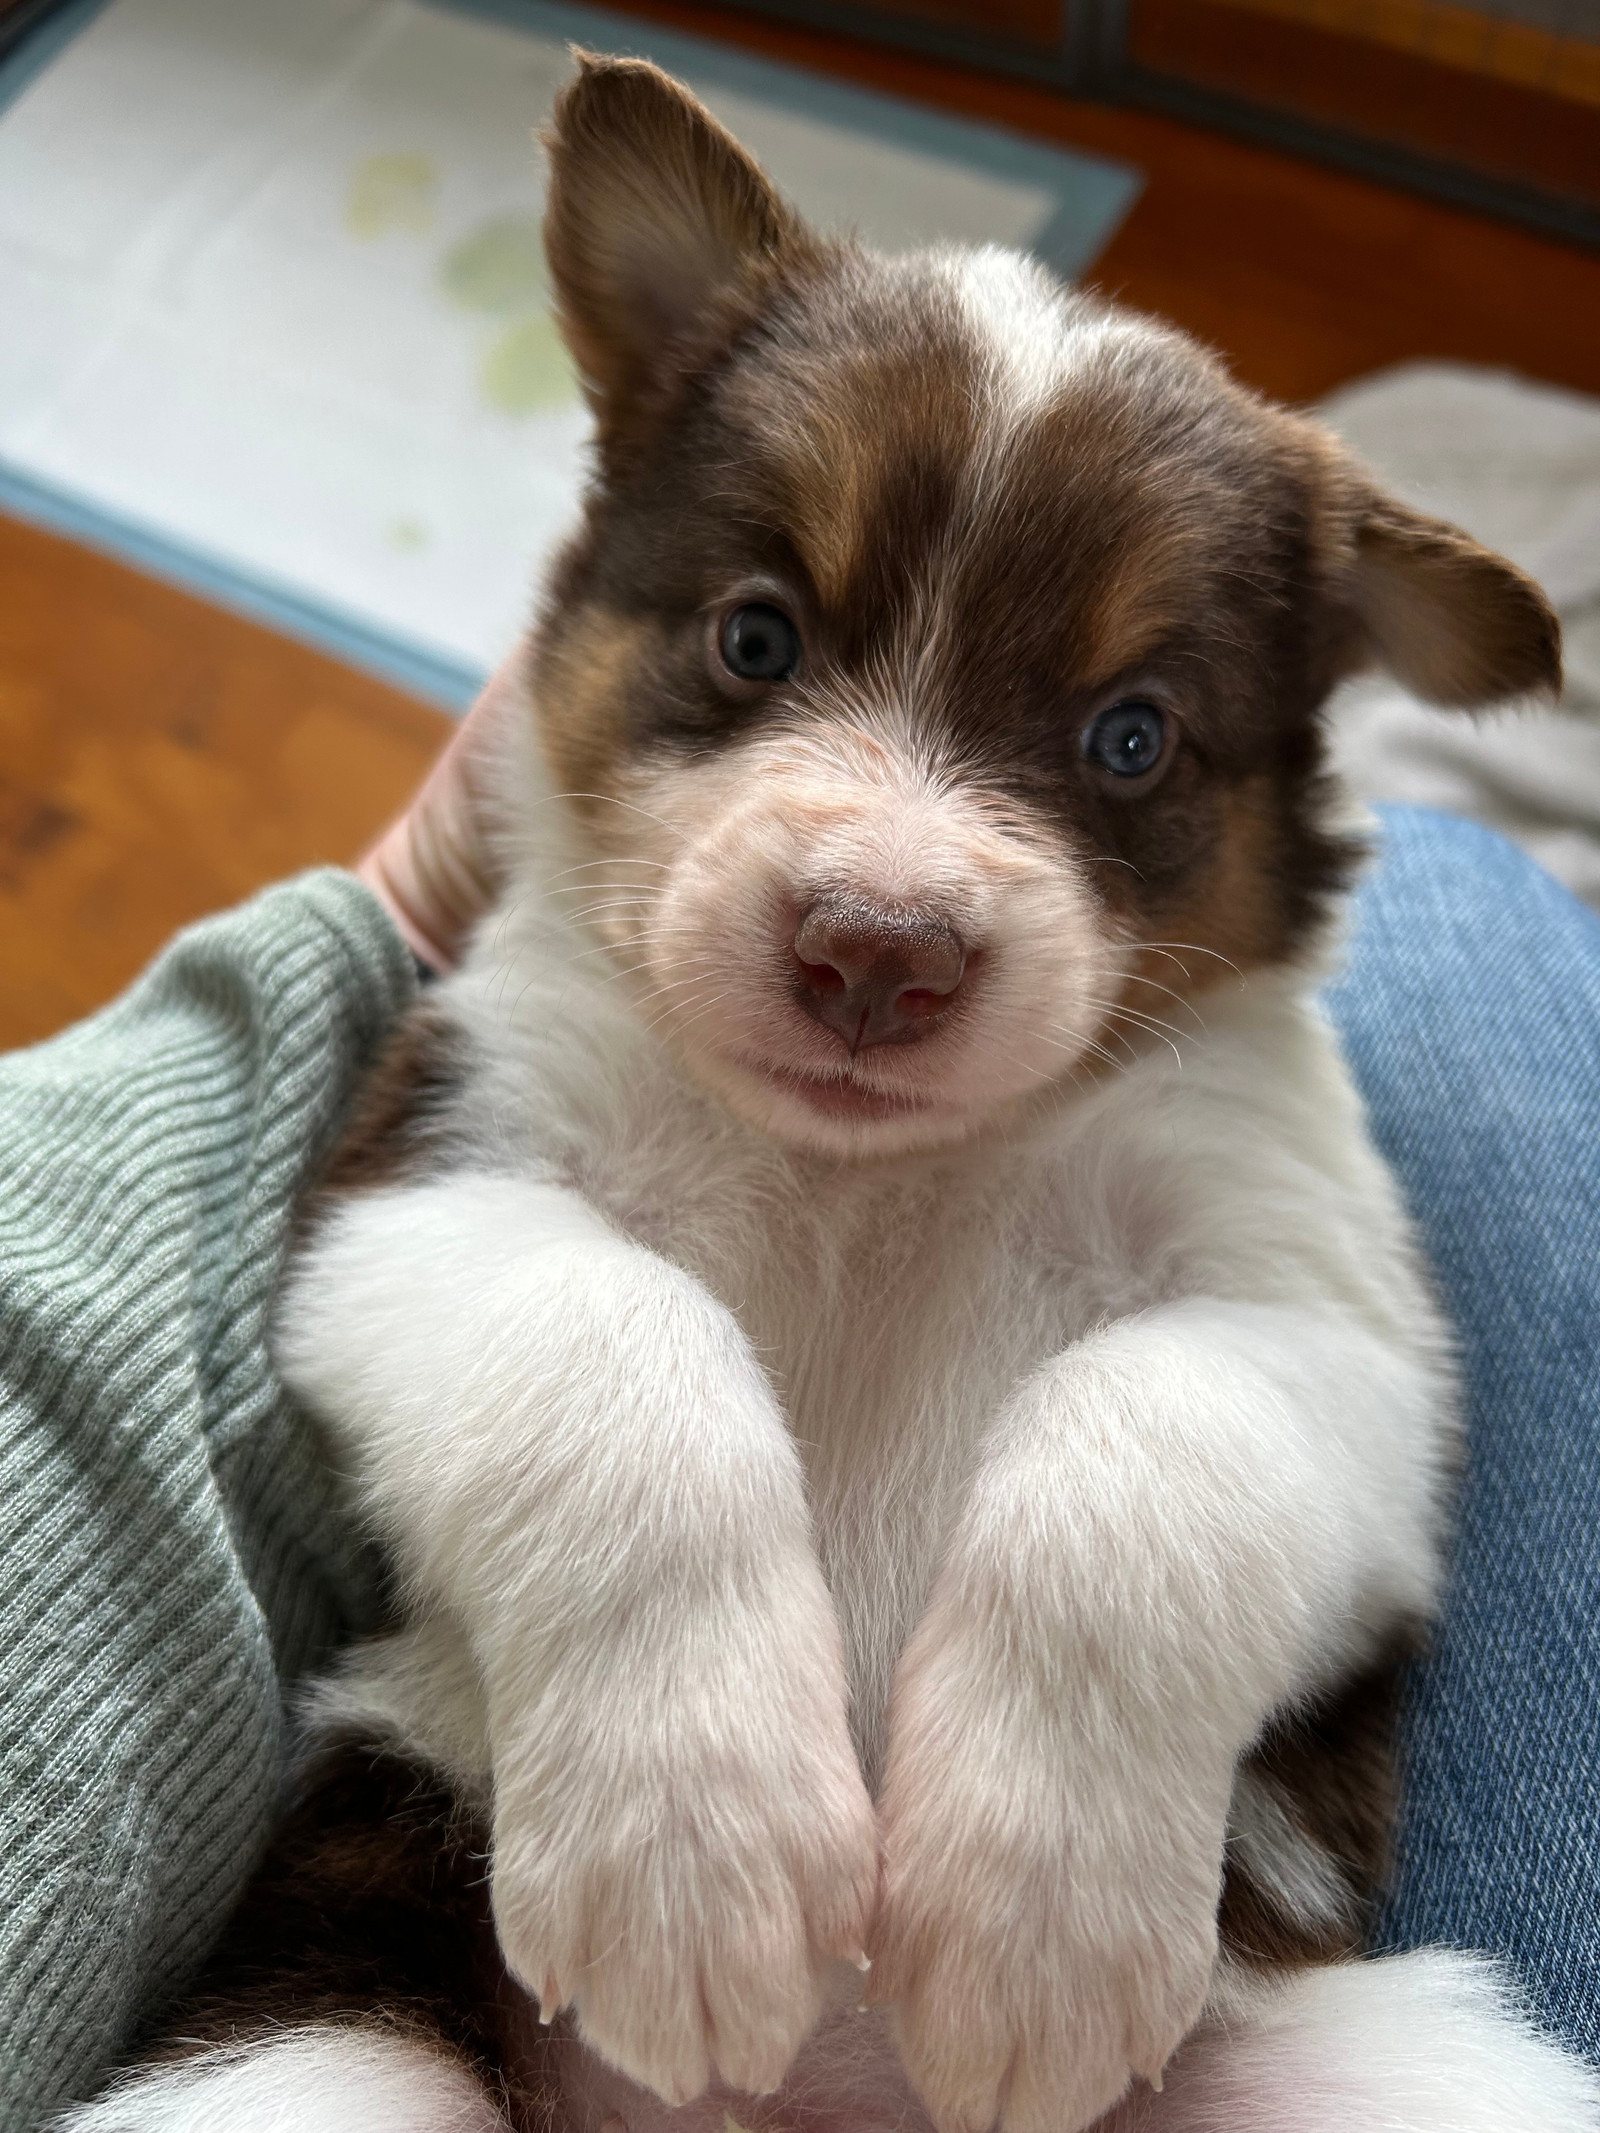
[1322,365,1600,911]
[0,0,1141,706]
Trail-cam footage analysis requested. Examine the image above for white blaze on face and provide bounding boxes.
[607,703,1121,1158]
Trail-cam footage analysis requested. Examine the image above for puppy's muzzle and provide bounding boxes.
[792,891,967,1053]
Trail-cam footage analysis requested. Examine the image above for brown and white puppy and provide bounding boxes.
[66,54,1597,2133]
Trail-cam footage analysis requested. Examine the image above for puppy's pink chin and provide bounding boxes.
[704,1051,986,1159]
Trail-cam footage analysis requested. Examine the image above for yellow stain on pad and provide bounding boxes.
[439,215,547,315]
[481,315,574,415]
[346,152,437,238]
[724,2114,758,2133]
[438,216,576,414]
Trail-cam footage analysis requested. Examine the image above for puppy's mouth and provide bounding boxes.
[731,1056,939,1125]
[765,1063,935,1124]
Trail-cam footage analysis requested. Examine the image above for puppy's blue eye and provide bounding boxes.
[1083,700,1167,779]
[721,603,801,683]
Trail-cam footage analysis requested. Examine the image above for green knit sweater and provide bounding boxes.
[0,871,413,2131]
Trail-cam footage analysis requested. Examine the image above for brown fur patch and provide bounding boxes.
[1115,771,1358,1022]
[1199,779,1307,976]
[779,422,870,615]
[752,318,985,616]
[1352,494,1561,709]
[317,998,467,1200]
[531,604,658,826]
[1014,361,1236,701]
[543,57,812,463]
[144,1736,560,2131]
[1067,552,1190,699]
[1219,1626,1423,1972]
[1297,418,1561,711]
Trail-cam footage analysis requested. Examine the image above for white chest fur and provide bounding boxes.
[273,882,1474,2133]
[421,903,1444,1786]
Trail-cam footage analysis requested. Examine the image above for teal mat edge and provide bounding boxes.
[0,0,1142,713]
[0,462,490,709]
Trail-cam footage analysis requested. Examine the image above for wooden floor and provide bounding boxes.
[4,0,1599,1051]
[0,518,447,1048]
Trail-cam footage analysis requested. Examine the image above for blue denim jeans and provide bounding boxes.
[1325,805,1600,2064]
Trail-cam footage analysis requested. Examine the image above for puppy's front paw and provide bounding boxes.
[870,1598,1224,2133]
[490,1586,878,2108]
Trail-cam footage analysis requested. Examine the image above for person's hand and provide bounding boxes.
[356,649,524,972]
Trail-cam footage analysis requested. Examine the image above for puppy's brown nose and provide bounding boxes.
[793,891,967,1052]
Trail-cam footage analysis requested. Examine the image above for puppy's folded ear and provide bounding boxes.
[543,53,806,445]
[1345,487,1561,709]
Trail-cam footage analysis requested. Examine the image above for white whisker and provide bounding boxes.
[1127,940,1246,985]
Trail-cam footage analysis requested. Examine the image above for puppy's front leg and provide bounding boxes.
[279,1173,877,2106]
[871,1297,1440,2133]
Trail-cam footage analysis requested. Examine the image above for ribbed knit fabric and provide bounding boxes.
[0,871,413,2132]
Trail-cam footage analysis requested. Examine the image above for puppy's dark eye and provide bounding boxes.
[720,603,801,684]
[1083,700,1167,779]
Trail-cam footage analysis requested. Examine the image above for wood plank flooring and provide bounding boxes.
[0,517,447,1048]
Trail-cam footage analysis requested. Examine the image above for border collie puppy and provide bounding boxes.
[69,55,1597,2133]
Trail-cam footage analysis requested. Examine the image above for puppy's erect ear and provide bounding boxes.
[1346,488,1561,709]
[544,54,804,441]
